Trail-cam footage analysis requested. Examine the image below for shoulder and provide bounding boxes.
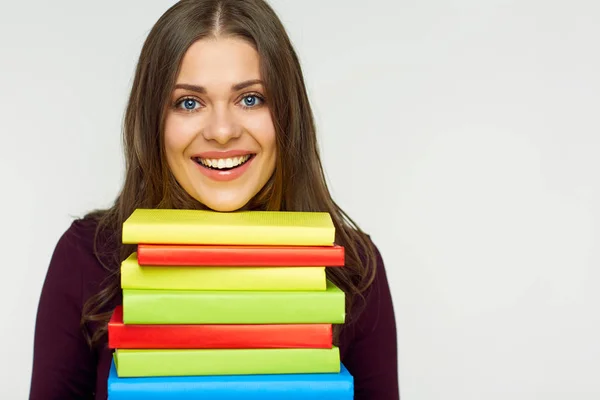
[338,234,399,397]
[366,235,389,289]
[344,232,394,333]
[54,217,99,256]
[355,233,389,295]
[46,215,119,304]
[51,216,110,273]
[49,217,99,276]
[358,234,391,306]
[363,235,393,324]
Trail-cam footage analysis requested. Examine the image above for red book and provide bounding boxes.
[136,244,345,267]
[108,306,333,349]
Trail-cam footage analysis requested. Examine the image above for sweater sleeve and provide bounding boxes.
[29,222,96,399]
[341,241,400,399]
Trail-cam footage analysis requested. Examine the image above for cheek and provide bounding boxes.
[164,115,199,157]
[248,112,277,156]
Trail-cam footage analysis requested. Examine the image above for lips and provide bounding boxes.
[193,150,255,159]
[193,154,253,170]
[191,150,256,181]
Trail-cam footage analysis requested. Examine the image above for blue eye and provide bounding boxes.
[241,95,263,108]
[177,98,201,111]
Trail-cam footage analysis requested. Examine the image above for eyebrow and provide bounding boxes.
[174,79,263,94]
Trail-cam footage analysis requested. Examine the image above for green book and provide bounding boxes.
[122,280,345,324]
[113,347,341,377]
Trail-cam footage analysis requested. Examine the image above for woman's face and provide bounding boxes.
[164,37,277,212]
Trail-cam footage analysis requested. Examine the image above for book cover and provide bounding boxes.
[122,280,345,325]
[121,253,327,291]
[122,209,335,246]
[113,347,340,377]
[108,306,332,349]
[108,359,354,399]
[136,243,345,266]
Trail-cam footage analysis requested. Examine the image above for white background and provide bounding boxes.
[1,0,599,398]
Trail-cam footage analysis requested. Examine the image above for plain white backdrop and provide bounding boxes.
[1,0,599,398]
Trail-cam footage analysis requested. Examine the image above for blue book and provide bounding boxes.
[108,359,354,399]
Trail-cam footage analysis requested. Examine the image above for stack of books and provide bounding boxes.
[106,208,354,399]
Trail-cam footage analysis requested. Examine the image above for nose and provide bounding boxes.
[202,104,242,144]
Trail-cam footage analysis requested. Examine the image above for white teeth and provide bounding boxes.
[197,155,251,169]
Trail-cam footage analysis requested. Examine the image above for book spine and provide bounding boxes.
[114,347,340,377]
[122,284,345,325]
[120,254,326,291]
[108,321,333,349]
[108,361,354,400]
[136,244,345,266]
[108,383,353,400]
[122,223,335,246]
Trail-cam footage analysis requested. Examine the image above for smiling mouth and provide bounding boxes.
[193,154,255,171]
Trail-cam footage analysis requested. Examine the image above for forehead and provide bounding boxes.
[176,37,261,86]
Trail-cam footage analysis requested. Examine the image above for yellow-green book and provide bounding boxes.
[113,347,341,377]
[122,280,345,324]
[121,252,326,291]
[121,209,335,246]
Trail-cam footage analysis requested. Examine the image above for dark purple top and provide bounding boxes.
[29,217,399,399]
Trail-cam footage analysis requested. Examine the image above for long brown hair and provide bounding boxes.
[81,0,377,347]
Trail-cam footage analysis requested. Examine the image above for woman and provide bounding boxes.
[30,0,399,398]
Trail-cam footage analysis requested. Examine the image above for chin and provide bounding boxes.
[194,193,252,213]
[203,202,246,212]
